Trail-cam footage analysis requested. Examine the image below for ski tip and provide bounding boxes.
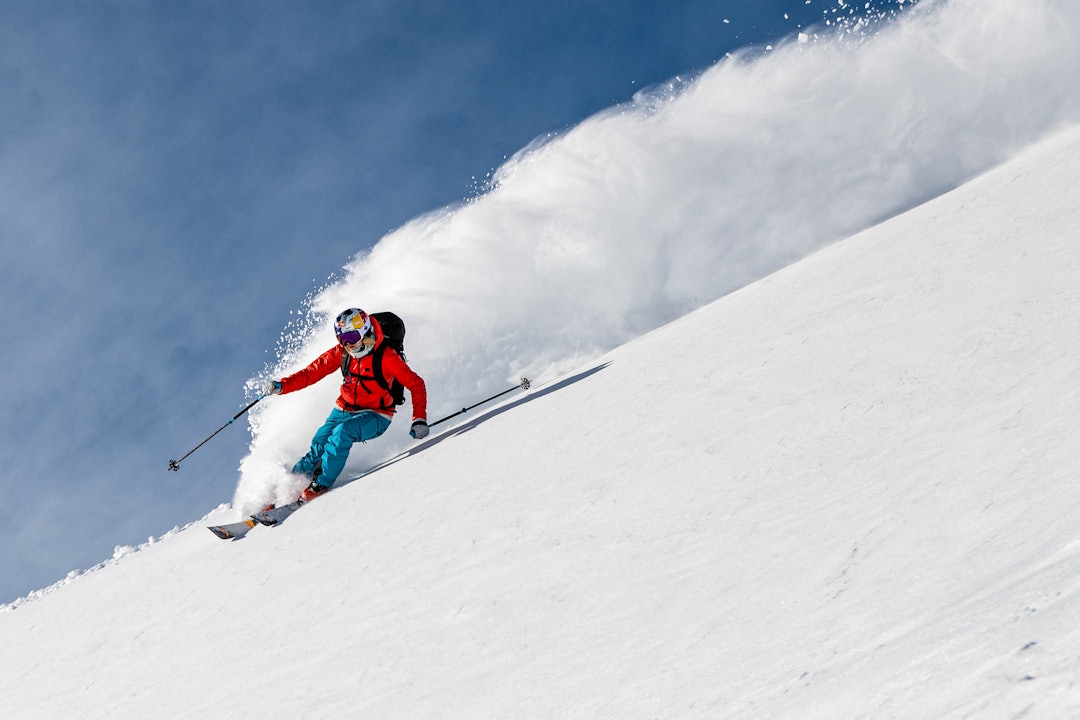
[208,518,257,539]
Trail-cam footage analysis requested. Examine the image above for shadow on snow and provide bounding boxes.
[342,361,611,486]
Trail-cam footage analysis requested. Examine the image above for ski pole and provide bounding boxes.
[429,378,530,428]
[168,395,265,471]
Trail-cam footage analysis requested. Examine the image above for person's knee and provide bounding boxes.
[326,422,358,454]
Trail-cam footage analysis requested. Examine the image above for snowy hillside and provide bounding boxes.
[230,0,1080,518]
[3,120,1080,717]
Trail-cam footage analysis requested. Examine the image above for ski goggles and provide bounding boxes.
[337,329,375,348]
[336,329,365,345]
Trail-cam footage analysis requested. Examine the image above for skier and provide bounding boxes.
[262,308,428,502]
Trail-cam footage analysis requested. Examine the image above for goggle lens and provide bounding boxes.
[337,329,364,345]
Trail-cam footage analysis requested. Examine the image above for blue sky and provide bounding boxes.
[0,1,926,603]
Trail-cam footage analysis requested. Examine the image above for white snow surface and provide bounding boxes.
[6,1,1080,716]
[233,0,1080,514]
[3,118,1080,717]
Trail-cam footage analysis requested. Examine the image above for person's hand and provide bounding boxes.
[410,420,429,440]
[263,380,282,396]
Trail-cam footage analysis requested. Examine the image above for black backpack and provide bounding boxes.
[340,311,407,407]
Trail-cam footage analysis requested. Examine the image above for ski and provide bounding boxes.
[207,518,257,540]
[251,501,304,526]
[207,500,306,539]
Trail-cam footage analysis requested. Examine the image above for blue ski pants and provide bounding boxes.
[292,408,392,488]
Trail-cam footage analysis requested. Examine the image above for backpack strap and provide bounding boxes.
[369,344,390,394]
[340,343,405,408]
[372,344,407,406]
[339,344,389,388]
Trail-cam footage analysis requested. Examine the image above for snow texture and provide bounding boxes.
[4,1,1080,717]
[3,115,1080,720]
[232,0,1080,513]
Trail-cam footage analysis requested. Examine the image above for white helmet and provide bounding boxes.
[334,308,375,358]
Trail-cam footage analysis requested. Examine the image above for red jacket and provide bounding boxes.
[279,319,427,421]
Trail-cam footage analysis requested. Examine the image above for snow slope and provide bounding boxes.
[3,118,1080,717]
[231,0,1080,516]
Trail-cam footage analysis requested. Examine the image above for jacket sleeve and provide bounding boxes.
[382,350,427,422]
[279,345,342,394]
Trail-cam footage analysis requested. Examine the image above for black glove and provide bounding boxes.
[410,419,429,440]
